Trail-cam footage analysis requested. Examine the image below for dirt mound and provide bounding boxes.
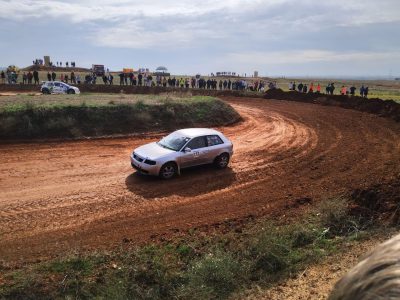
[264,89,400,122]
[350,177,400,224]
[22,65,92,73]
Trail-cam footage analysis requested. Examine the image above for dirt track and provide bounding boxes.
[1,97,400,263]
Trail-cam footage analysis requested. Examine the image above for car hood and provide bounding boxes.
[134,142,175,160]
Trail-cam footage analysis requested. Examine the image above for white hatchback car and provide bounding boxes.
[131,128,233,179]
[41,81,80,94]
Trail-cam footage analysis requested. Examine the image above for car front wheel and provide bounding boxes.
[159,162,177,179]
[214,153,230,169]
[67,89,75,94]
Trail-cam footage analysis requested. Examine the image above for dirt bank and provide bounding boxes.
[0,97,399,263]
[264,89,400,122]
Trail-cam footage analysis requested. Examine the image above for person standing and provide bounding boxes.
[309,82,314,93]
[109,74,114,85]
[47,72,51,81]
[60,73,64,82]
[350,85,356,96]
[70,72,76,84]
[360,85,365,97]
[76,74,81,84]
[316,83,321,93]
[52,71,56,81]
[27,71,33,84]
[119,72,124,85]
[138,73,143,86]
[364,87,369,98]
[1,70,5,84]
[33,70,39,85]
[22,72,27,84]
[341,85,347,95]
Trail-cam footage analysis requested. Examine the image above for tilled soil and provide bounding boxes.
[1,97,400,264]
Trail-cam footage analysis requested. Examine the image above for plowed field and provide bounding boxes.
[1,97,400,263]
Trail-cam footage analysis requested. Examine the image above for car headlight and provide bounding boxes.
[144,159,156,165]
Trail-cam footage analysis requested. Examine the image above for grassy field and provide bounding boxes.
[0,94,240,139]
[1,196,395,300]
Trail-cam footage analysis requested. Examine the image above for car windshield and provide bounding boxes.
[157,132,190,151]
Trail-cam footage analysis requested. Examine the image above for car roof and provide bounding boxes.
[175,128,222,138]
[44,81,66,84]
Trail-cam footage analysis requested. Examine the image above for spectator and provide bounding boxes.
[360,85,365,97]
[364,87,369,98]
[22,72,27,84]
[1,70,6,84]
[309,82,314,93]
[119,72,124,85]
[60,74,64,82]
[317,83,321,93]
[64,74,69,83]
[109,74,114,85]
[52,71,56,81]
[47,72,51,81]
[330,83,336,95]
[27,71,33,84]
[303,84,308,93]
[76,74,81,84]
[341,85,347,95]
[102,74,108,85]
[33,70,39,85]
[298,82,303,92]
[350,85,356,96]
[138,73,143,86]
[70,72,76,84]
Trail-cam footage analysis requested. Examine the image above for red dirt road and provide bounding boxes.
[1,97,400,263]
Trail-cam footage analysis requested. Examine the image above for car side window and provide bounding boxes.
[186,136,207,150]
[54,82,60,87]
[206,135,224,146]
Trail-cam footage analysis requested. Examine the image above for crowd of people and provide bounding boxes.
[289,81,370,98]
[0,69,373,98]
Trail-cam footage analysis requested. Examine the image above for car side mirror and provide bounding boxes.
[184,147,192,153]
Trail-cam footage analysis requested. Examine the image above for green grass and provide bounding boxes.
[0,94,241,139]
[1,196,388,300]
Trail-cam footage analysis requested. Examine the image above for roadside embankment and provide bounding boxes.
[0,95,241,139]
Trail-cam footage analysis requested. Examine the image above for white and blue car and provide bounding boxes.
[41,81,80,95]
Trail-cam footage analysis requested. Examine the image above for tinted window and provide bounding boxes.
[54,82,61,87]
[207,135,224,146]
[186,136,207,150]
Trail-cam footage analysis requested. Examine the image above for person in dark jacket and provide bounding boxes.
[47,72,51,81]
[119,73,124,85]
[51,71,56,81]
[33,70,39,85]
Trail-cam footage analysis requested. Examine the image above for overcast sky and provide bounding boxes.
[1,0,399,77]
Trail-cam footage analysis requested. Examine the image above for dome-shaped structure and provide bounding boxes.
[156,66,168,72]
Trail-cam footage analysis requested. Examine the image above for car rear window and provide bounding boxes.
[206,135,224,146]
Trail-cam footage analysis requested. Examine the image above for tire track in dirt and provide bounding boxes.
[0,97,400,263]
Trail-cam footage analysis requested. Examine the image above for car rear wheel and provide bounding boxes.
[214,153,230,169]
[159,162,177,179]
[67,89,75,94]
[42,88,50,94]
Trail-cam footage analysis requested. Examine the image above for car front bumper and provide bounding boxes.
[130,155,160,176]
